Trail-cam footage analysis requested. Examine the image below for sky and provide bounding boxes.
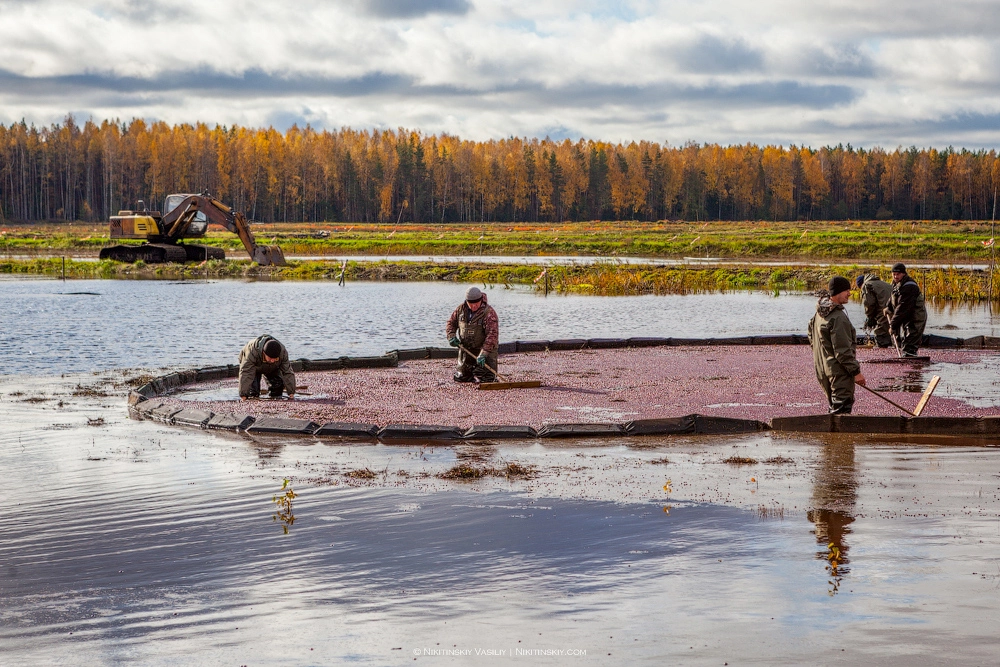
[1,0,999,147]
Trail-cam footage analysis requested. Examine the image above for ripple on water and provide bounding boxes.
[7,349,1000,663]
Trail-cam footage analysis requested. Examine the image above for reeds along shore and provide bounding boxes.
[2,257,997,302]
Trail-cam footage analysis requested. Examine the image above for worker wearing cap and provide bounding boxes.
[238,335,296,399]
[808,276,867,414]
[855,273,893,348]
[886,263,927,357]
[446,287,499,383]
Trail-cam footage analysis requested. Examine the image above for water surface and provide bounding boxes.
[3,278,999,375]
[3,377,1000,665]
[3,278,1000,665]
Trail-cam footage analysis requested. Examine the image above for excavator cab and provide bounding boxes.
[163,194,208,237]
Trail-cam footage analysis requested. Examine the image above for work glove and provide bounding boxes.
[476,352,487,367]
[448,336,460,347]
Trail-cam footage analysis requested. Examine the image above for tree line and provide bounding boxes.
[1,116,999,224]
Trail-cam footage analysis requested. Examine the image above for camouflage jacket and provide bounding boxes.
[445,293,499,354]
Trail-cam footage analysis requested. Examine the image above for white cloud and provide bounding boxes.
[0,0,999,147]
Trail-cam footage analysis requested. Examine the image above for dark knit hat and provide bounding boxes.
[891,262,906,273]
[828,276,852,296]
[855,275,865,288]
[263,339,282,358]
[465,286,483,302]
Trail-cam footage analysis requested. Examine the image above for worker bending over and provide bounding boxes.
[856,273,893,348]
[887,263,927,357]
[239,335,296,400]
[446,287,499,383]
[808,277,866,414]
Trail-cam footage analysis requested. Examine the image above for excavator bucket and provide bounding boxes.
[253,245,287,266]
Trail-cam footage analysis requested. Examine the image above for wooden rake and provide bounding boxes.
[456,344,542,391]
[859,375,940,417]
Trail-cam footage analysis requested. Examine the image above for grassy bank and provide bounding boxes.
[3,219,1000,263]
[3,256,995,302]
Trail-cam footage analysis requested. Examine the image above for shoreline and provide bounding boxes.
[2,256,998,301]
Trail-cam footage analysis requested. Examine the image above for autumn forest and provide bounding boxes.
[1,117,999,224]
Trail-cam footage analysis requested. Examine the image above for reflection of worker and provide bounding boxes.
[887,263,927,357]
[807,440,858,595]
[808,277,866,414]
[239,335,296,400]
[855,274,893,348]
[446,287,499,383]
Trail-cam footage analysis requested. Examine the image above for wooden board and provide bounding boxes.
[913,375,941,417]
[477,381,543,391]
[864,356,931,364]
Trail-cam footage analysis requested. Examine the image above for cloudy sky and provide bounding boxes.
[1,0,999,147]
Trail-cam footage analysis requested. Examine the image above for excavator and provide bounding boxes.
[99,193,286,265]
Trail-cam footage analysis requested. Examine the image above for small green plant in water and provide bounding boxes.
[272,478,297,534]
[826,541,843,595]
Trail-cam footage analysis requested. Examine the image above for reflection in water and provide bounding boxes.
[877,369,927,393]
[807,440,858,595]
[272,478,297,534]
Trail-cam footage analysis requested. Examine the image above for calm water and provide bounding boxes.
[3,278,1000,665]
[3,277,999,375]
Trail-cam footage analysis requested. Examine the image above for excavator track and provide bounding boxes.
[179,244,226,261]
[99,244,189,263]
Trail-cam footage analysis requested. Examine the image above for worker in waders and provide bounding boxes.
[446,286,499,383]
[856,273,893,348]
[238,335,296,400]
[808,277,866,414]
[886,263,927,357]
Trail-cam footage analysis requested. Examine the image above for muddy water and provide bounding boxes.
[3,277,1000,375]
[5,278,1000,664]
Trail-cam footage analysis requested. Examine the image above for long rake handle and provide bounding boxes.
[457,343,505,382]
[858,383,916,416]
[883,308,903,358]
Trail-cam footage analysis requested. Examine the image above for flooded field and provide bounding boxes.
[4,277,1000,375]
[4,278,1000,664]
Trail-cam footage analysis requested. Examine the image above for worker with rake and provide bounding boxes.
[238,335,296,400]
[887,263,927,357]
[856,273,893,348]
[446,287,499,383]
[808,277,867,414]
